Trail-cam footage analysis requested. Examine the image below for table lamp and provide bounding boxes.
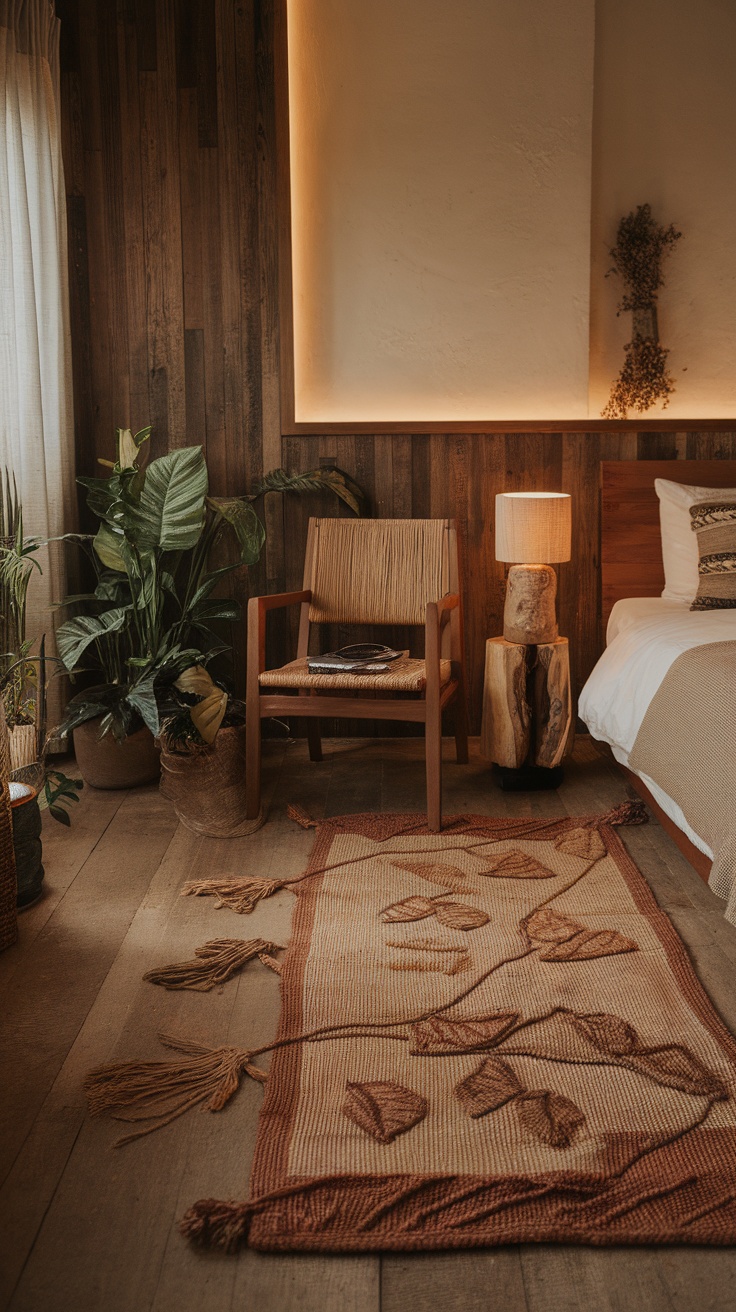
[495,492,571,645]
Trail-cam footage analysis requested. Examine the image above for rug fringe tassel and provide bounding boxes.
[143,938,283,992]
[596,799,649,828]
[84,1033,266,1147]
[180,875,287,914]
[287,803,320,829]
[179,1198,253,1252]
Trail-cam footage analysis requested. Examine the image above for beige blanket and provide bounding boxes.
[628,640,736,921]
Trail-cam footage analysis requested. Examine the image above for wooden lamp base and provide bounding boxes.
[503,564,558,645]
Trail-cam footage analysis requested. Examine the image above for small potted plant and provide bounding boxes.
[56,426,366,792]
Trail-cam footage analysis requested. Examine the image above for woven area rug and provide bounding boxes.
[88,806,736,1252]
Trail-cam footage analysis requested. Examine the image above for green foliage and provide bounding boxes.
[56,427,367,742]
[39,769,84,826]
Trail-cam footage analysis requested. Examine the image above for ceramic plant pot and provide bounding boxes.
[72,718,161,789]
[11,783,44,908]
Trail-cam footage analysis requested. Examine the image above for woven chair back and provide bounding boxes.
[307,519,452,626]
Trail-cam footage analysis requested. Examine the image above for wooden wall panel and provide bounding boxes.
[57,0,736,735]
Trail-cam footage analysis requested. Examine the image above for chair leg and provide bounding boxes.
[454,679,469,765]
[245,700,262,820]
[306,715,323,762]
[426,703,442,833]
[299,690,322,762]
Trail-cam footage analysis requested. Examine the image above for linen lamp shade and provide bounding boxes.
[495,492,571,564]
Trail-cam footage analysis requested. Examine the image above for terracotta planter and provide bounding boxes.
[159,723,263,836]
[73,719,160,789]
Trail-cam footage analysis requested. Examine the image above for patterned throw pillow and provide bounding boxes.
[689,501,736,610]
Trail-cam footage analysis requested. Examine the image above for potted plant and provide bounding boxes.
[0,475,82,906]
[56,426,366,792]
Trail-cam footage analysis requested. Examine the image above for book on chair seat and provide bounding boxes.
[307,644,403,674]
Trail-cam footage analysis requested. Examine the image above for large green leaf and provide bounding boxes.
[127,674,159,735]
[56,607,131,671]
[207,496,265,565]
[253,466,368,517]
[129,446,208,551]
[93,522,127,572]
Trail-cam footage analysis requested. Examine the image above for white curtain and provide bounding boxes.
[0,0,76,726]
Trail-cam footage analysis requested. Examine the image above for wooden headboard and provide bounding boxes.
[601,460,736,626]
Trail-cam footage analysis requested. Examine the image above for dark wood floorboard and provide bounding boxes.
[2,737,736,1311]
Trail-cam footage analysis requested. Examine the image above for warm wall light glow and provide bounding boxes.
[287,0,595,423]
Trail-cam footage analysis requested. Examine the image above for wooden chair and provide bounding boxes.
[245,517,469,831]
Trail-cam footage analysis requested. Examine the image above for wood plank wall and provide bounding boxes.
[57,0,736,733]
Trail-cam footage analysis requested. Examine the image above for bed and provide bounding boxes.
[579,460,736,916]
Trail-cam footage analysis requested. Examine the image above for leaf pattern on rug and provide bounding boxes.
[409,1013,519,1055]
[381,895,489,932]
[431,900,490,931]
[342,1080,428,1143]
[386,940,471,976]
[391,860,471,892]
[476,850,557,879]
[554,827,606,861]
[565,1012,729,1099]
[454,1056,524,1117]
[523,908,638,961]
[381,896,436,924]
[630,1046,729,1100]
[538,929,638,961]
[516,1089,586,1148]
[569,1011,641,1056]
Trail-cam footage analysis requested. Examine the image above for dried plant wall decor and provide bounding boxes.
[602,204,682,419]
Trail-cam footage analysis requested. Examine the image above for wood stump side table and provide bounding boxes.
[480,636,574,788]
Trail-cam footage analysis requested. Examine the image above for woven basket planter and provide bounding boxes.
[159,723,264,837]
[73,719,161,790]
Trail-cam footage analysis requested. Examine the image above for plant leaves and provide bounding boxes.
[342,1080,428,1143]
[127,675,160,736]
[409,1012,519,1055]
[478,850,556,879]
[380,896,436,924]
[56,608,132,671]
[391,860,470,892]
[554,827,606,861]
[93,522,127,572]
[538,928,638,962]
[516,1089,586,1148]
[190,689,228,744]
[630,1045,729,1100]
[455,1056,523,1118]
[523,908,585,946]
[253,466,368,517]
[130,446,208,551]
[569,1012,641,1056]
[207,497,265,566]
[432,900,490,931]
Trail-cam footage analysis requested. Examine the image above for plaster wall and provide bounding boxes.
[589,0,736,419]
[287,0,596,422]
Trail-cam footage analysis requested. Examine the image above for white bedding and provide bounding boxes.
[579,597,736,861]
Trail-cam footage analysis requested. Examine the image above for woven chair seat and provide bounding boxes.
[259,655,452,693]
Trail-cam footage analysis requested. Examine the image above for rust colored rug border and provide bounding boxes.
[246,812,736,1250]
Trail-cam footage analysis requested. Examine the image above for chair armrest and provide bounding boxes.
[250,589,312,614]
[247,590,312,685]
[425,594,461,694]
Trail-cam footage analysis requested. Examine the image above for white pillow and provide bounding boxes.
[655,478,736,603]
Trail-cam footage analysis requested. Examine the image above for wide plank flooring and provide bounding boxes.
[2,736,736,1311]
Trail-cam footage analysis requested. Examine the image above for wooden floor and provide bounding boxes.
[2,737,736,1312]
